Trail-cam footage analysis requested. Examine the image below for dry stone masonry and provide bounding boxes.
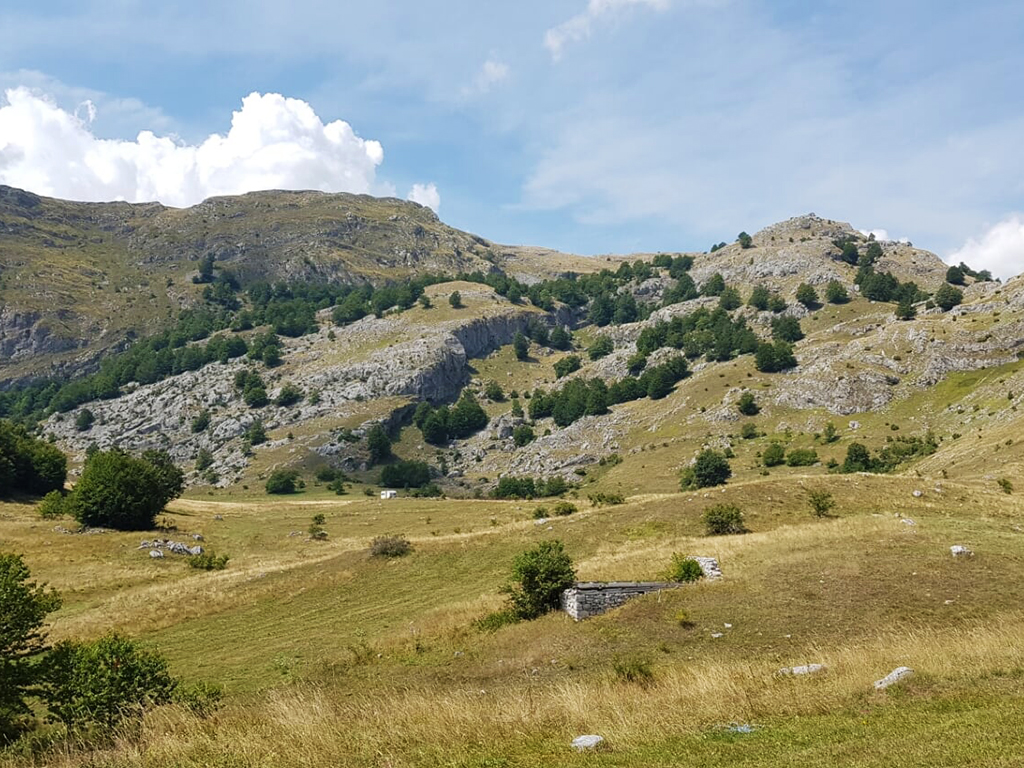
[561,582,681,621]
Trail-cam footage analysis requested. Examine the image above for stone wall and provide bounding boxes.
[561,557,723,620]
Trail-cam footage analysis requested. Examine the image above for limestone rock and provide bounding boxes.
[950,545,973,557]
[571,735,605,751]
[778,663,825,676]
[874,666,913,690]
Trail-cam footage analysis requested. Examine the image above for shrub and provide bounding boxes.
[309,513,328,540]
[737,231,753,249]
[502,540,575,620]
[484,381,505,402]
[763,442,785,466]
[74,408,95,432]
[0,420,68,498]
[934,283,963,311]
[380,460,432,489]
[589,491,625,506]
[588,335,614,360]
[370,534,412,558]
[245,419,267,445]
[795,283,819,308]
[680,450,732,490]
[549,326,572,350]
[786,448,819,466]
[513,331,530,361]
[40,633,176,731]
[737,392,759,415]
[37,490,67,519]
[449,291,462,308]
[187,552,230,570]
[265,469,300,494]
[274,382,304,407]
[194,448,214,472]
[172,680,223,717]
[748,285,770,310]
[0,553,61,743]
[552,501,577,516]
[513,424,535,447]
[806,488,836,517]
[771,316,804,343]
[553,355,582,379]
[702,504,748,535]
[67,450,183,531]
[315,465,342,483]
[740,422,759,439]
[825,280,849,304]
[366,424,392,465]
[613,655,654,687]
[998,477,1013,494]
[668,554,704,583]
[718,287,742,310]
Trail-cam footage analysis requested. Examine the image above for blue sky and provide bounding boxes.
[1,0,1023,275]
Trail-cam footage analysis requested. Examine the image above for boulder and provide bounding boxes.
[571,735,605,751]
[778,663,825,676]
[874,666,913,690]
[950,545,973,557]
[149,550,164,559]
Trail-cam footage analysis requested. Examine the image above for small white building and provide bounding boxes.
[380,490,398,500]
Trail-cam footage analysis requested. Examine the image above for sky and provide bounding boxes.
[1,0,1023,277]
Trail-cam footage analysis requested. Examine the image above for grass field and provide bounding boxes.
[3,466,1024,766]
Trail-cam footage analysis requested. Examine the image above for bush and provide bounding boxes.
[589,491,625,506]
[0,553,61,743]
[771,316,804,343]
[380,460,432,489]
[513,331,530,361]
[40,633,176,731]
[0,420,68,498]
[553,355,582,379]
[763,442,786,467]
[934,283,963,311]
[786,448,819,466]
[998,477,1013,494]
[67,450,183,530]
[75,409,95,432]
[37,490,66,519]
[245,419,267,445]
[265,469,301,494]
[588,335,614,360]
[613,655,654,687]
[187,552,230,570]
[370,534,412,558]
[680,450,732,490]
[668,554,704,583]
[552,501,577,516]
[274,382,303,407]
[702,504,748,536]
[502,540,575,620]
[484,381,505,402]
[172,680,223,717]
[740,422,759,440]
[366,423,392,464]
[825,281,849,304]
[737,392,759,415]
[308,513,327,540]
[806,488,836,517]
[795,283,819,308]
[512,424,535,447]
[449,291,462,308]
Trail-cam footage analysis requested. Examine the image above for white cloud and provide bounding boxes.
[545,0,670,60]
[0,88,391,207]
[407,182,441,213]
[859,228,889,241]
[947,215,1024,280]
[463,57,510,97]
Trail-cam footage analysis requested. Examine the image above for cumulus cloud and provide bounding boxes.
[947,215,1024,280]
[545,0,670,60]
[407,182,440,212]
[859,228,889,241]
[0,88,395,207]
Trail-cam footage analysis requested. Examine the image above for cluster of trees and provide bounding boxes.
[41,449,184,530]
[837,433,938,474]
[1,553,218,744]
[529,356,688,429]
[379,459,434,490]
[0,421,67,497]
[491,475,572,499]
[635,307,759,363]
[412,393,489,445]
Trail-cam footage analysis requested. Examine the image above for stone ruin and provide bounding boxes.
[560,557,722,620]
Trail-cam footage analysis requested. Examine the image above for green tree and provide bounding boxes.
[502,541,576,620]
[945,265,966,285]
[701,273,726,296]
[771,316,804,342]
[40,633,176,731]
[806,488,836,517]
[265,469,301,494]
[763,442,786,467]
[74,409,95,432]
[587,335,614,360]
[448,291,463,308]
[191,410,211,433]
[795,283,819,308]
[553,355,582,379]
[513,331,530,361]
[748,285,770,311]
[366,424,392,465]
[737,232,753,249]
[67,450,183,530]
[680,450,732,489]
[841,442,874,473]
[513,424,535,447]
[737,392,759,416]
[549,326,572,350]
[274,383,304,407]
[588,294,615,326]
[0,420,68,497]
[718,287,742,310]
[934,283,963,311]
[380,460,431,488]
[484,381,505,402]
[702,504,748,535]
[0,553,61,742]
[825,280,849,304]
[895,297,917,320]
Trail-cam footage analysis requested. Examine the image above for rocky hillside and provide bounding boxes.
[0,185,597,384]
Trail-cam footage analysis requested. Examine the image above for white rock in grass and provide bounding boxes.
[149,550,164,558]
[571,735,605,751]
[874,666,913,690]
[951,545,973,557]
[779,663,825,676]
